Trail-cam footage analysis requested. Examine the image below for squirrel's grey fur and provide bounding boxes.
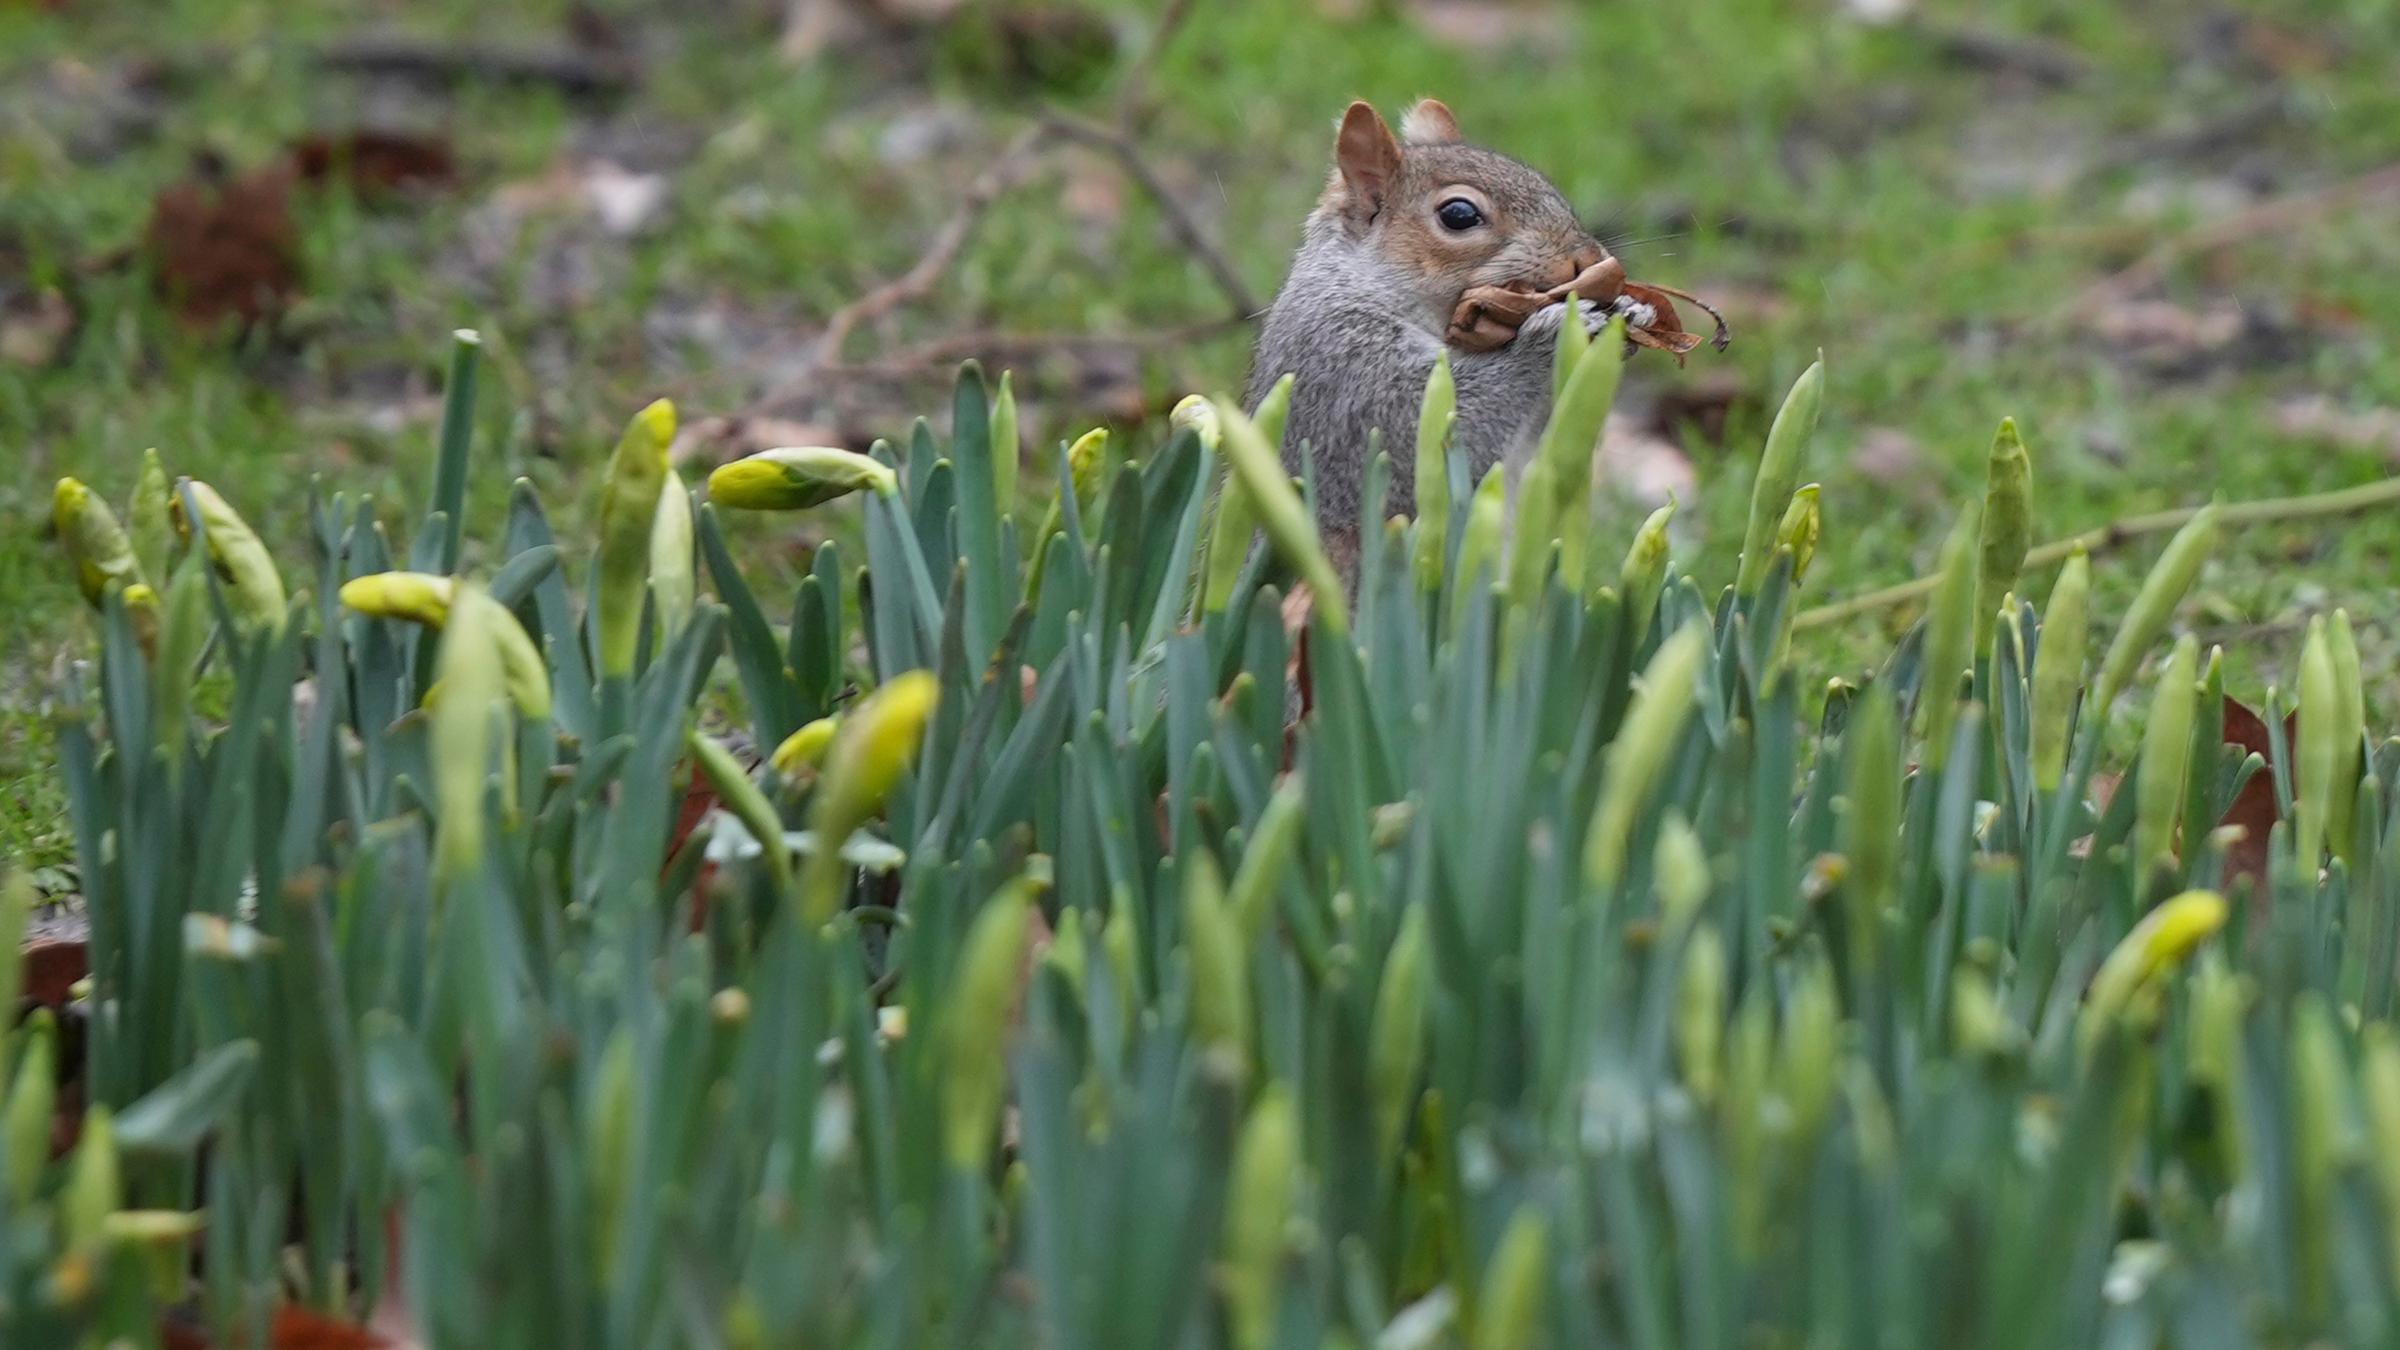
[1243,100,1613,574]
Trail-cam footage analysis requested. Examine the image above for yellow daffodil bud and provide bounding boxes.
[430,584,511,883]
[802,670,939,922]
[1774,484,1822,585]
[1202,420,1263,616]
[1221,1085,1300,1350]
[1249,373,1295,452]
[1451,463,1507,631]
[1368,904,1430,1163]
[1554,296,1589,400]
[2029,548,2090,792]
[485,603,551,719]
[2134,635,2199,871]
[1170,393,1222,452]
[596,399,676,678]
[2360,1026,2400,1283]
[1844,686,1901,977]
[1975,418,2033,652]
[1780,955,1839,1146]
[1226,776,1306,945]
[769,717,839,780]
[1617,497,1674,642]
[1677,924,1727,1105]
[1474,1207,1551,1350]
[129,448,172,586]
[587,1028,635,1280]
[1213,397,1347,638]
[1412,353,1457,594]
[1535,319,1625,584]
[941,880,1035,1169]
[1065,427,1110,512]
[650,470,695,640]
[54,477,142,605]
[1585,624,1708,887]
[152,558,208,760]
[707,445,897,512]
[170,479,285,634]
[4,1009,56,1205]
[1183,850,1249,1072]
[991,370,1023,506]
[1504,458,1563,614]
[1736,357,1822,596]
[63,1106,119,1257]
[2079,889,2227,1057]
[121,583,159,658]
[2094,503,2219,713]
[339,571,456,627]
[1916,503,1981,769]
[1102,901,1142,1012]
[1042,906,1087,992]
[1654,813,1709,931]
[2328,609,2366,866]
[2296,616,2338,872]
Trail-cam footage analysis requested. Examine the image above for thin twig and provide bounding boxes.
[317,34,635,95]
[2057,161,2400,323]
[1792,475,2400,631]
[1039,109,1261,320]
[810,123,1053,365]
[1114,0,1196,122]
[752,8,1242,410]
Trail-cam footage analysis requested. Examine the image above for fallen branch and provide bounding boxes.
[750,10,1251,412]
[317,34,635,96]
[1792,475,2400,631]
[2057,160,2400,323]
[809,122,1053,368]
[1113,0,1195,122]
[1038,110,1261,320]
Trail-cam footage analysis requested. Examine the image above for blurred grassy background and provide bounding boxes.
[5,0,2398,877]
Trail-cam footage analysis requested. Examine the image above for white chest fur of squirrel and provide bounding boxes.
[1246,98,1640,578]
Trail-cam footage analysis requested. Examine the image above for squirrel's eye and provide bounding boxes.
[1436,198,1485,232]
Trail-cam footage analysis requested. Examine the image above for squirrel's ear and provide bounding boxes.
[1333,101,1402,221]
[1400,99,1462,145]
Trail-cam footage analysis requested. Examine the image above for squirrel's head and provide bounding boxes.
[1318,99,1607,329]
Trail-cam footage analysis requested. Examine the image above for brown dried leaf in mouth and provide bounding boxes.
[1446,256,1731,364]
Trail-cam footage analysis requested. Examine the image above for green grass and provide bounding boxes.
[7,0,2399,875]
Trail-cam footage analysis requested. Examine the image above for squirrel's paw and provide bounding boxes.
[1602,292,1661,331]
[1536,294,1670,341]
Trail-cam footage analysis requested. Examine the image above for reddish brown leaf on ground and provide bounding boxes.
[142,157,303,326]
[292,131,460,197]
[669,768,722,928]
[2068,771,2125,858]
[2218,695,2296,896]
[19,936,88,1007]
[162,1305,399,1349]
[1283,583,1314,769]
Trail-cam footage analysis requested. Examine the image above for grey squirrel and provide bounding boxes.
[1245,98,1639,576]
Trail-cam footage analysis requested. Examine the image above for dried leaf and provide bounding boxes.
[1447,255,1729,363]
[2217,695,2295,895]
[160,1305,401,1349]
[18,937,88,1007]
[141,157,303,326]
[291,131,460,197]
